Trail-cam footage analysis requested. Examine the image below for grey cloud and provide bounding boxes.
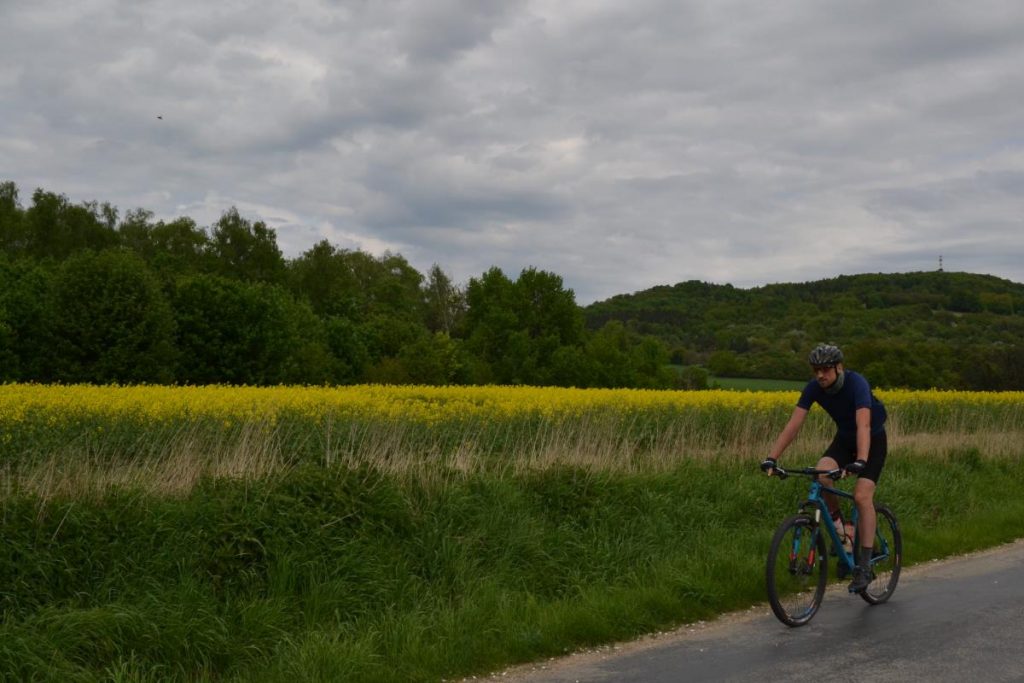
[397,0,524,63]
[867,170,1024,218]
[357,154,572,233]
[3,1,1024,305]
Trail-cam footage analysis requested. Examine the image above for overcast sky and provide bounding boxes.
[2,1,1023,304]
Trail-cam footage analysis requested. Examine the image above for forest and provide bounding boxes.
[2,180,1022,390]
[0,182,671,389]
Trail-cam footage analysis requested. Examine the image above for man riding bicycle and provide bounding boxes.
[760,343,888,593]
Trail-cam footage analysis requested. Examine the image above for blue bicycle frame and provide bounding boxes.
[781,466,892,587]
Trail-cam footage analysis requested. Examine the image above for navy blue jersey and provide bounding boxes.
[797,370,887,435]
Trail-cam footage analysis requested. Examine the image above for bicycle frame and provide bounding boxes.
[798,476,859,575]
[777,466,894,579]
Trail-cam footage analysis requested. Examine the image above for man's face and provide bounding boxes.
[812,364,840,389]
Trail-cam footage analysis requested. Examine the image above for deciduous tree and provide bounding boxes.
[51,250,176,383]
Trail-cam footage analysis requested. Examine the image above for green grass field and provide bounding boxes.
[667,364,806,391]
[710,376,806,391]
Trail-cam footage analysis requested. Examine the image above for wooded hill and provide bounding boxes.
[584,272,1024,390]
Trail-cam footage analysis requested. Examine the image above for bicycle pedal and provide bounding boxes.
[847,569,875,593]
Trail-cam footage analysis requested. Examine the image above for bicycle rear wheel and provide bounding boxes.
[766,514,828,626]
[860,504,902,604]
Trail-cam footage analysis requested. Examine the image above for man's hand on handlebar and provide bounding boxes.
[844,459,867,476]
[760,457,778,475]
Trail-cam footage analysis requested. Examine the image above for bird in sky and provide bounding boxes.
[157,115,163,120]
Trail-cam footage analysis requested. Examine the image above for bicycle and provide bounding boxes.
[764,464,902,627]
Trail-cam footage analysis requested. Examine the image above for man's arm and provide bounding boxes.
[768,406,809,461]
[855,406,871,461]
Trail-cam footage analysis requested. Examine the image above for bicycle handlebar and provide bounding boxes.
[768,465,844,481]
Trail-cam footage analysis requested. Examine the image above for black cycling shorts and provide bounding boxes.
[823,430,887,483]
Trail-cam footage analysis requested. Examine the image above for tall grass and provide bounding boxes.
[2,453,1024,682]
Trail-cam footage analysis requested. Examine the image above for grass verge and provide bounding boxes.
[1,449,1023,681]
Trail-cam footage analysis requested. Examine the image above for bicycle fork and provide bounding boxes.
[788,514,821,576]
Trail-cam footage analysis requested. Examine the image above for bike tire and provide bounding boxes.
[766,513,828,627]
[859,504,902,605]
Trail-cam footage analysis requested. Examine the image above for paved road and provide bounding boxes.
[481,539,1024,683]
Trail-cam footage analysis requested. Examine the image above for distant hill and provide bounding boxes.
[583,271,1024,390]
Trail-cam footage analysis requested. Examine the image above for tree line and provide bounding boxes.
[5,181,1022,390]
[0,182,676,388]
[585,273,1024,390]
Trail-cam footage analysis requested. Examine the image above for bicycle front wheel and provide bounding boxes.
[859,504,902,605]
[766,513,828,627]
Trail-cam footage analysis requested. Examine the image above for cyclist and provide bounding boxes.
[760,343,888,593]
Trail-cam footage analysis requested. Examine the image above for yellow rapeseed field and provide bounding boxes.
[0,383,800,423]
[3,383,1019,420]
[1,384,1022,497]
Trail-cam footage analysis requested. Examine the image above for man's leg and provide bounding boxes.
[815,455,841,515]
[853,477,876,543]
[849,477,877,592]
